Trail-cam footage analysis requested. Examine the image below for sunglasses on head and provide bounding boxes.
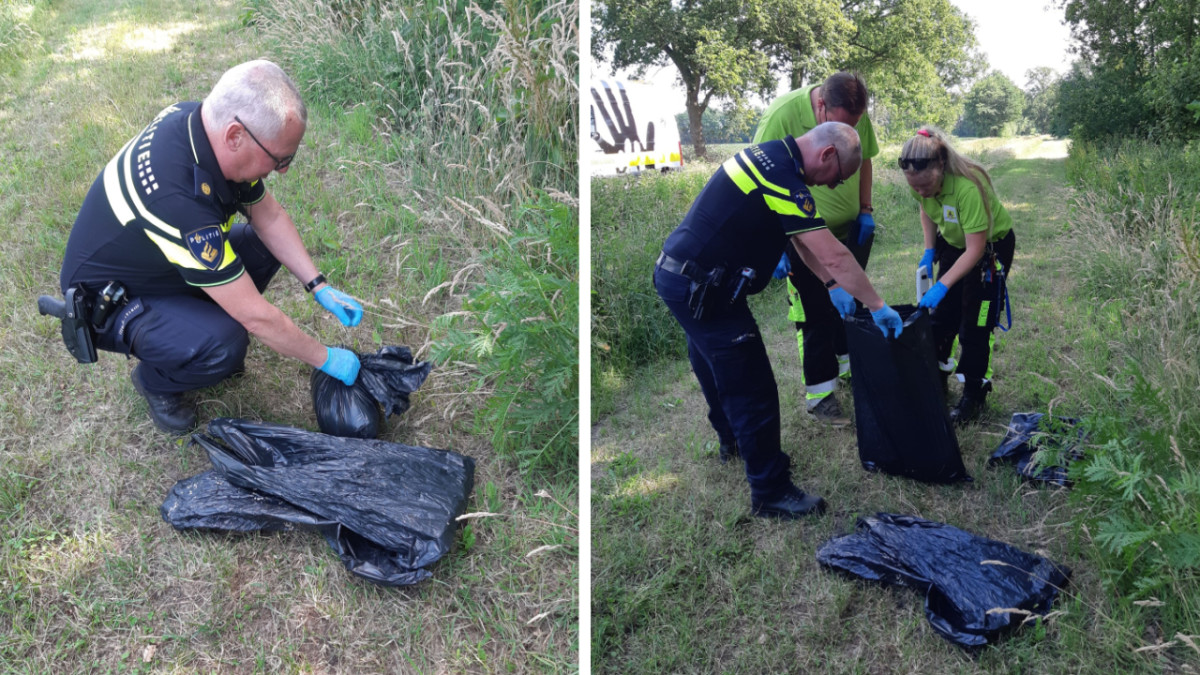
[898,157,935,172]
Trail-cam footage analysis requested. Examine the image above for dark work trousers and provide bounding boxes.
[654,262,792,502]
[932,230,1015,384]
[784,232,872,386]
[94,223,281,395]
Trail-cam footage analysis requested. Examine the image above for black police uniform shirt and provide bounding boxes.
[60,101,265,297]
[662,136,826,296]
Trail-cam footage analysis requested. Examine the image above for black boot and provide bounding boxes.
[751,483,827,519]
[131,365,197,434]
[718,440,740,464]
[950,379,992,426]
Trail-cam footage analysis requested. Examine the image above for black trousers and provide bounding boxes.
[932,230,1016,383]
[784,233,872,387]
[94,223,281,394]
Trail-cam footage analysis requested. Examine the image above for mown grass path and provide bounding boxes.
[1,1,576,672]
[591,138,1143,673]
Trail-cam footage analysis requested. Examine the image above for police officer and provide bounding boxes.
[59,60,363,434]
[900,127,1016,425]
[754,72,879,426]
[654,122,903,519]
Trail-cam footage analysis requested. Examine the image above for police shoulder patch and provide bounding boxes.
[798,193,816,216]
[185,225,225,270]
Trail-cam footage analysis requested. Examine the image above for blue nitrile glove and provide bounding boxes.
[318,346,361,386]
[918,281,948,309]
[828,286,855,318]
[772,252,791,279]
[856,212,876,246]
[314,286,364,327]
[871,305,904,339]
[918,248,935,278]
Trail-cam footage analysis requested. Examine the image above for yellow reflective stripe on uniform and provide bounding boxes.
[143,230,205,270]
[219,238,236,270]
[984,333,996,380]
[103,136,139,225]
[977,300,991,327]
[122,140,181,240]
[764,194,803,217]
[722,156,756,194]
[738,150,790,197]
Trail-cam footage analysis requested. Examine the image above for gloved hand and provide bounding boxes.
[314,286,364,327]
[828,286,855,318]
[918,248,935,278]
[871,305,904,339]
[772,252,791,279]
[918,281,948,309]
[318,346,361,386]
[856,212,876,246]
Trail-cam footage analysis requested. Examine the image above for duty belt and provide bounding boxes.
[656,252,707,282]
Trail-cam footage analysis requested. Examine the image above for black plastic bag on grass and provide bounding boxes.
[988,412,1085,487]
[311,345,433,439]
[845,306,970,483]
[816,513,1071,648]
[161,418,475,586]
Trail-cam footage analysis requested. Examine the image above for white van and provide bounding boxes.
[588,79,684,176]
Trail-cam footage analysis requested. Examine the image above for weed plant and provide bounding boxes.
[250,0,579,480]
[1063,137,1200,639]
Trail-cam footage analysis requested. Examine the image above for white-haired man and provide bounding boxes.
[59,60,363,434]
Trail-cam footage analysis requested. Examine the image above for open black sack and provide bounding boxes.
[311,345,433,439]
[161,418,475,586]
[845,305,970,483]
[988,412,1085,487]
[816,513,1071,648]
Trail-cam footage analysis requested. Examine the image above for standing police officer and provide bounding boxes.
[754,72,879,426]
[59,60,363,434]
[654,122,903,519]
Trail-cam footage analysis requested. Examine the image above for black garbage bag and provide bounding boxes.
[817,513,1071,648]
[988,412,1085,487]
[311,345,433,439]
[845,306,970,483]
[161,418,475,586]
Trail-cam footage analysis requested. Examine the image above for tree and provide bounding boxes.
[1022,67,1061,135]
[960,71,1024,137]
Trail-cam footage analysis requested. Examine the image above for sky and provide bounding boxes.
[596,0,1077,115]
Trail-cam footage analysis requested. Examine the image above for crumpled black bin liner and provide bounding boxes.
[311,345,433,439]
[817,513,1071,647]
[845,306,970,483]
[161,417,475,586]
[988,412,1085,487]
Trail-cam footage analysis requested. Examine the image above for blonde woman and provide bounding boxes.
[899,128,1016,425]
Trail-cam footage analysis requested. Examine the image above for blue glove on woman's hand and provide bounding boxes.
[918,281,948,309]
[856,212,876,246]
[773,252,791,279]
[828,286,856,318]
[871,305,904,339]
[918,248,935,278]
[314,286,364,327]
[318,346,361,386]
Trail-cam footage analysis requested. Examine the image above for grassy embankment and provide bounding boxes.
[0,0,578,671]
[592,136,1199,672]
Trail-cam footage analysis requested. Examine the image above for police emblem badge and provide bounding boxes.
[185,226,225,269]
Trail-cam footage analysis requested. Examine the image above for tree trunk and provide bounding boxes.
[686,99,707,158]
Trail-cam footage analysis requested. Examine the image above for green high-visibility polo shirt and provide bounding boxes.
[753,84,879,239]
[911,171,1013,249]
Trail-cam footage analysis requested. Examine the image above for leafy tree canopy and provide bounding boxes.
[959,71,1024,137]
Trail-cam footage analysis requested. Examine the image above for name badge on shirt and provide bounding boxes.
[185,225,225,270]
[943,205,959,223]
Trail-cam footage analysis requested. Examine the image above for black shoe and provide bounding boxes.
[131,366,197,434]
[808,395,850,427]
[950,380,992,427]
[718,441,739,464]
[751,484,827,519]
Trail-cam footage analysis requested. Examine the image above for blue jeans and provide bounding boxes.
[654,263,792,501]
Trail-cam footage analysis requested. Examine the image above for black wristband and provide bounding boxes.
[824,278,838,289]
[304,274,326,293]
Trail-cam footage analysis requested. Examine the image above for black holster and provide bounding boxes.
[687,266,726,320]
[37,287,97,364]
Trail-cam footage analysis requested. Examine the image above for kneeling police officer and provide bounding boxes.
[655,121,903,519]
[52,60,363,434]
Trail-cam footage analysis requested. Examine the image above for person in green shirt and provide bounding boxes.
[754,72,879,427]
[901,127,1016,425]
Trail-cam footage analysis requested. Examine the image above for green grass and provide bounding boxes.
[591,136,1198,672]
[0,0,577,672]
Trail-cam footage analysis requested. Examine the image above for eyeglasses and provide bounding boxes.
[831,149,845,187]
[234,115,295,171]
[898,157,935,172]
